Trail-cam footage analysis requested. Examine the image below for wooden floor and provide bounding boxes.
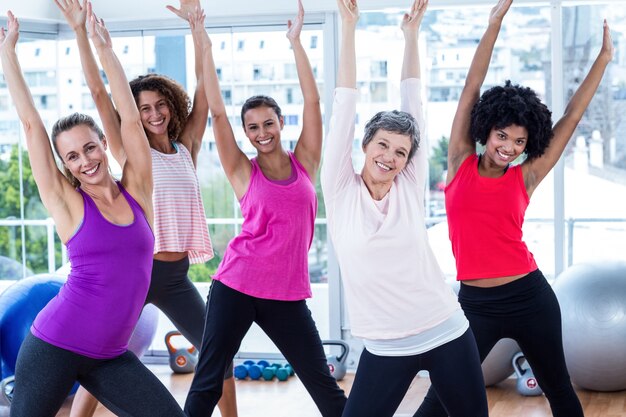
[55,364,626,417]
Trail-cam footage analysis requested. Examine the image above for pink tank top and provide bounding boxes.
[445,154,537,280]
[213,152,315,300]
[151,144,213,264]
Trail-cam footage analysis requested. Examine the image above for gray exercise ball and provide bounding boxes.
[482,338,520,386]
[553,261,626,391]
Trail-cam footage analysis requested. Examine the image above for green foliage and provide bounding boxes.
[428,136,449,190]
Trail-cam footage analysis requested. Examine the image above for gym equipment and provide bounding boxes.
[165,331,198,374]
[234,360,255,380]
[512,352,542,396]
[262,365,277,381]
[276,364,294,381]
[0,256,32,281]
[0,376,13,405]
[127,304,159,359]
[0,274,66,379]
[553,261,626,391]
[322,340,349,381]
[481,338,520,386]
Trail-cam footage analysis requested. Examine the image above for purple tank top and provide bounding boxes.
[32,182,154,359]
[213,152,316,300]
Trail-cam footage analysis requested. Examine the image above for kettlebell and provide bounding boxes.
[512,352,543,396]
[165,331,198,374]
[322,340,349,381]
[0,376,14,406]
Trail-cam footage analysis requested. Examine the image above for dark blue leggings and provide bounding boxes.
[11,333,185,417]
[184,280,347,417]
[414,269,583,417]
[343,329,488,417]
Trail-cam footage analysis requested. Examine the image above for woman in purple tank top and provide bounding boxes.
[182,2,347,416]
[0,5,184,416]
[53,0,238,415]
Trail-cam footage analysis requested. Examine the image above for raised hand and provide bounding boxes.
[600,20,615,62]
[166,0,200,22]
[489,0,513,25]
[86,1,111,49]
[188,5,209,44]
[286,0,304,42]
[54,0,87,31]
[401,0,428,35]
[0,11,19,53]
[337,0,359,25]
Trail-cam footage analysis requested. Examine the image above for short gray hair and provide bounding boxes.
[362,110,420,161]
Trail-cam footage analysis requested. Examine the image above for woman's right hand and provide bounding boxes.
[86,1,112,50]
[0,11,19,53]
[54,0,87,31]
[489,0,512,26]
[337,0,359,26]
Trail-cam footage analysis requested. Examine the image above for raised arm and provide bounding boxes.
[400,0,427,187]
[192,7,250,199]
[54,0,124,165]
[523,20,614,195]
[168,0,208,165]
[0,12,79,228]
[319,0,359,202]
[88,3,153,219]
[289,0,322,180]
[447,0,512,183]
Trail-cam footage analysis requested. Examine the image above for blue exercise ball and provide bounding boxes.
[0,274,65,379]
[553,261,626,391]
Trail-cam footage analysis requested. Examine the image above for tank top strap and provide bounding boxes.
[288,151,311,183]
[115,181,144,216]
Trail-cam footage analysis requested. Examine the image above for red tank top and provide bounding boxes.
[445,154,537,280]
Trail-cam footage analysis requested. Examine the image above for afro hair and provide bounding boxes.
[470,80,554,160]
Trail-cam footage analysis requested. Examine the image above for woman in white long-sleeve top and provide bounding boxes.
[320,1,488,416]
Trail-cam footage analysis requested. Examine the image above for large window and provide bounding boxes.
[562,3,626,266]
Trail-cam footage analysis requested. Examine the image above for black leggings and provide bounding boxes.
[343,329,487,417]
[184,280,347,417]
[146,257,233,378]
[11,333,185,417]
[414,269,583,417]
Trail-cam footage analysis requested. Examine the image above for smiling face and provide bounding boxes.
[483,124,528,169]
[242,105,284,154]
[137,90,171,139]
[55,124,109,186]
[362,129,412,184]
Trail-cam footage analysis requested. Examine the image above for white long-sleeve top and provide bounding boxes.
[321,79,462,340]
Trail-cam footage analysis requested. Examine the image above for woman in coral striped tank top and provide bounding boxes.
[415,1,614,416]
[183,2,347,416]
[54,0,238,416]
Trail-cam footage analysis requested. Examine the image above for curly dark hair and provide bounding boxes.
[470,80,554,160]
[129,74,191,141]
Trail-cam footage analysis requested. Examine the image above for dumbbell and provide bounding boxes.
[262,364,281,381]
[276,364,294,381]
[234,360,256,380]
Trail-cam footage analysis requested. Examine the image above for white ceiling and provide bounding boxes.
[3,0,543,25]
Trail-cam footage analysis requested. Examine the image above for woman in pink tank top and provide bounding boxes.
[54,1,239,415]
[1,6,185,416]
[415,1,614,417]
[182,3,347,416]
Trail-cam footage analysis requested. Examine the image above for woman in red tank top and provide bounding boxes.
[415,1,614,417]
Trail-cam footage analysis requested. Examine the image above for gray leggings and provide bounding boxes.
[146,257,233,378]
[11,332,185,417]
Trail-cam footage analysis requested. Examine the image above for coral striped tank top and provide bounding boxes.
[151,143,213,264]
